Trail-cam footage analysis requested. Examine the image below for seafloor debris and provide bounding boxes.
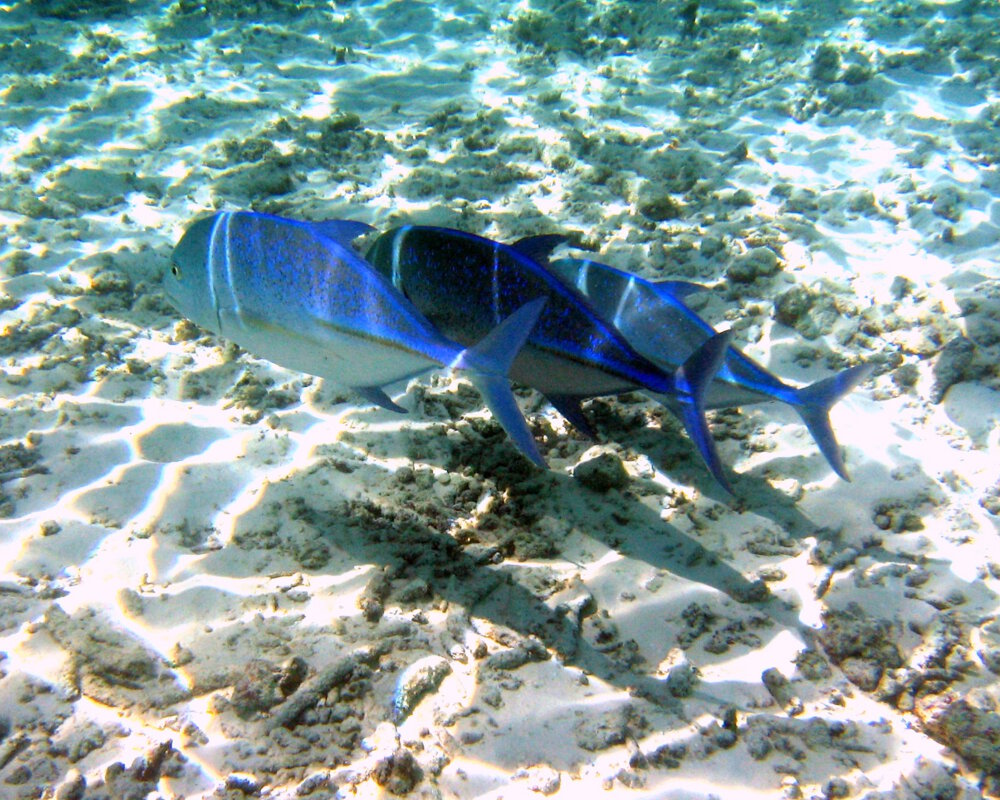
[931,335,976,403]
[391,655,452,723]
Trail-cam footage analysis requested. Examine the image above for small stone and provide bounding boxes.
[841,62,873,85]
[840,657,883,691]
[810,43,841,83]
[774,286,815,326]
[918,692,1000,779]
[892,363,919,389]
[727,247,779,283]
[516,765,561,795]
[392,655,452,722]
[930,335,975,403]
[168,643,194,667]
[225,774,262,794]
[762,667,794,707]
[574,453,629,491]
[575,704,631,751]
[90,270,132,295]
[372,748,422,796]
[231,659,282,718]
[664,653,699,698]
[396,578,430,603]
[818,602,903,673]
[781,776,802,799]
[823,776,850,798]
[846,188,876,213]
[55,771,86,800]
[324,112,361,133]
[930,185,964,222]
[359,568,391,623]
[636,186,684,221]
[701,235,724,257]
[890,275,914,300]
[278,655,308,696]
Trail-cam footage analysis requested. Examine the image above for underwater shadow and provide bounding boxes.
[227,459,802,705]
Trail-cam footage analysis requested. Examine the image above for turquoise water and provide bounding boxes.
[1,1,999,798]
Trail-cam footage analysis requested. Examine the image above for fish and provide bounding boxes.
[163,211,548,466]
[543,252,873,479]
[364,225,736,489]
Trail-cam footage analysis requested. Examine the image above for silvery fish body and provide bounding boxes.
[547,255,873,479]
[365,225,736,488]
[163,211,547,466]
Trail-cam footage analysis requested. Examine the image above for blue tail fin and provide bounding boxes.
[453,298,548,467]
[671,329,735,492]
[793,363,873,480]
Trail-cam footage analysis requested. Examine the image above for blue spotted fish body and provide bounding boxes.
[365,225,736,488]
[546,255,873,479]
[163,211,547,466]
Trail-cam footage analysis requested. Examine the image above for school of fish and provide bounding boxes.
[164,211,872,490]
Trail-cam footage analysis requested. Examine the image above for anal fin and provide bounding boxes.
[545,394,596,440]
[672,329,735,492]
[454,298,548,467]
[354,385,407,413]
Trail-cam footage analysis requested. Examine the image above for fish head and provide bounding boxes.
[163,213,223,332]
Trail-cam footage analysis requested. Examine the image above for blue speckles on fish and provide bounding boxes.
[366,225,738,489]
[163,211,548,467]
[546,255,873,480]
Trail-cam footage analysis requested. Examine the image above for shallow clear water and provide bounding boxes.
[1,1,999,798]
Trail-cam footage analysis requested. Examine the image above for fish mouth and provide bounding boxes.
[161,286,181,313]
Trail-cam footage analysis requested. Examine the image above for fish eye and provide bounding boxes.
[171,265,180,278]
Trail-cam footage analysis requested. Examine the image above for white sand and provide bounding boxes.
[1,1,998,798]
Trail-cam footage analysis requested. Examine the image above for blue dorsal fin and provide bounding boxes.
[673,329,735,492]
[354,385,407,413]
[453,297,548,468]
[649,279,711,302]
[511,234,568,264]
[545,394,597,440]
[792,362,874,480]
[308,220,376,247]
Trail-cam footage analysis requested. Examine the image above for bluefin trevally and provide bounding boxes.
[163,211,548,466]
[544,253,873,480]
[365,225,736,489]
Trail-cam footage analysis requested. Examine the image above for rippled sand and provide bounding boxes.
[1,1,999,798]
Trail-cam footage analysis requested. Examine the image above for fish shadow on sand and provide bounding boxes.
[150,426,989,783]
[168,424,828,705]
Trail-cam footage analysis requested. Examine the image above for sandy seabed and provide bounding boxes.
[1,0,999,798]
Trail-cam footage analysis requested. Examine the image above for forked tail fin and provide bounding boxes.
[452,298,548,467]
[669,329,736,492]
[793,362,874,480]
